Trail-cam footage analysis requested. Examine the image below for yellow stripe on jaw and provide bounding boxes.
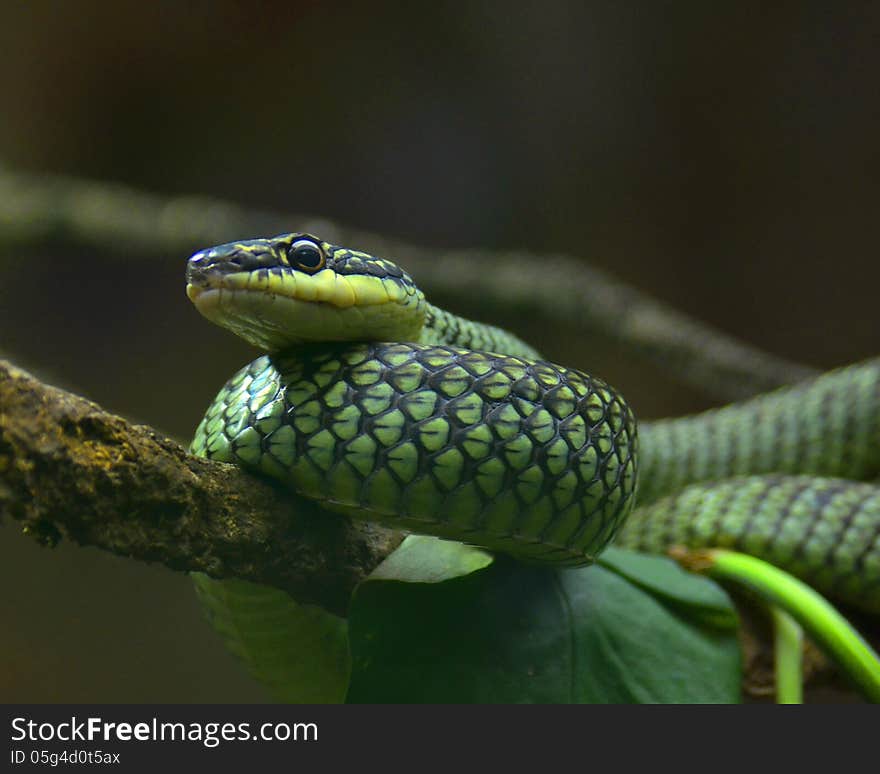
[348,274,393,306]
[192,268,397,309]
[187,283,425,350]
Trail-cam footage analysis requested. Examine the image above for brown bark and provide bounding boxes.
[0,358,403,617]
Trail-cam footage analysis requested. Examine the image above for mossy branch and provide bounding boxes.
[0,357,403,617]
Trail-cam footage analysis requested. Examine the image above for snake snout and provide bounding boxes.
[185,247,228,288]
[186,244,278,288]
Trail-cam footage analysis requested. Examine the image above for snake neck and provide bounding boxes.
[419,302,542,360]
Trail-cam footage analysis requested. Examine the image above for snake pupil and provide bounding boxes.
[289,239,325,272]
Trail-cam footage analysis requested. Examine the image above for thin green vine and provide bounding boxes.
[673,548,880,703]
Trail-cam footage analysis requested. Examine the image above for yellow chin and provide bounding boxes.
[192,267,410,307]
[187,276,424,351]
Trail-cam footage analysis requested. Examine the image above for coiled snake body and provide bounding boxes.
[186,233,880,695]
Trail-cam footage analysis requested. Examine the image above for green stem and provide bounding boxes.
[771,606,803,704]
[676,548,880,703]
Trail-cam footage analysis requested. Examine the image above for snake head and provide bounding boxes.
[186,233,426,351]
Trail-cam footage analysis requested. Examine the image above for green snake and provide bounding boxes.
[186,232,880,695]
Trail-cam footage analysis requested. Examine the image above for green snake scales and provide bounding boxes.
[185,233,880,694]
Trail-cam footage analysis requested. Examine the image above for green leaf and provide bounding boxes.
[193,575,350,703]
[347,545,741,703]
[597,546,739,629]
[348,560,572,702]
[557,560,741,703]
[369,534,494,583]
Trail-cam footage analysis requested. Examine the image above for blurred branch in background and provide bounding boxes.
[0,358,402,617]
[0,165,817,401]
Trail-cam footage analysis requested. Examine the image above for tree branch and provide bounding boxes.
[0,358,403,617]
[0,164,817,400]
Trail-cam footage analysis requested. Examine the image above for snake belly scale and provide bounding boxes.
[186,232,880,696]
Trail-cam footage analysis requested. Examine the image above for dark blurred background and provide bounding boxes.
[1,2,878,701]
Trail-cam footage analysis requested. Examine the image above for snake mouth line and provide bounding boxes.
[187,280,425,350]
[189,285,374,340]
[186,268,406,310]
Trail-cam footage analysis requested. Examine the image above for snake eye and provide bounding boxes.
[288,239,326,273]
